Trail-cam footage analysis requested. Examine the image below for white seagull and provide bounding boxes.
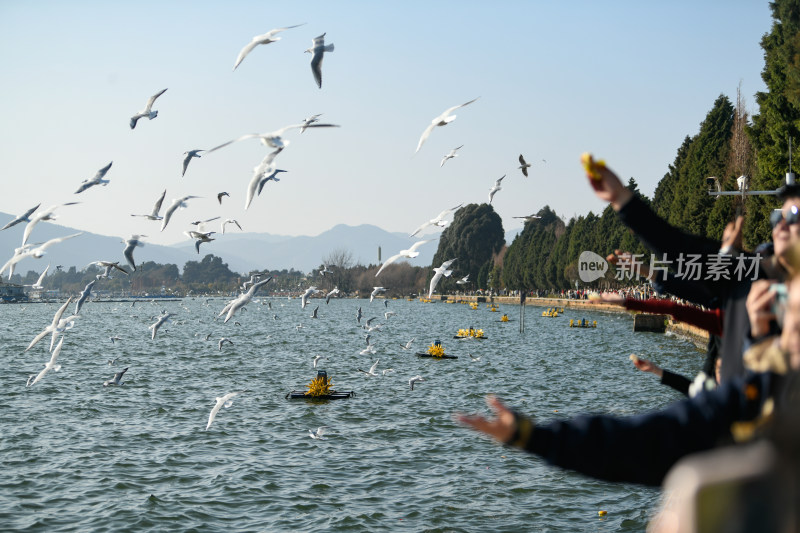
[218,337,234,351]
[130,88,168,129]
[206,391,243,430]
[300,286,320,309]
[370,287,387,303]
[518,154,532,177]
[1,233,82,280]
[488,175,505,204]
[456,274,470,285]
[428,258,456,298]
[21,202,79,246]
[409,375,425,391]
[148,312,172,340]
[74,279,97,314]
[233,24,306,71]
[358,359,380,377]
[410,204,462,237]
[182,150,203,177]
[309,426,328,440]
[305,33,334,88]
[74,161,113,194]
[103,367,128,387]
[1,203,40,231]
[513,214,542,223]
[161,195,200,232]
[219,276,273,323]
[247,147,284,209]
[185,230,215,254]
[300,113,323,132]
[25,265,49,290]
[27,337,64,387]
[399,338,415,350]
[257,168,287,196]
[208,123,339,153]
[415,97,479,153]
[325,287,340,304]
[440,145,464,167]
[25,297,72,352]
[122,235,146,271]
[375,239,432,277]
[313,355,326,368]
[131,190,167,221]
[221,219,242,234]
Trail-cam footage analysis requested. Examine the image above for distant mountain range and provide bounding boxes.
[0,212,522,276]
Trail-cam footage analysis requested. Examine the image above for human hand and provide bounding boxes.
[720,216,744,253]
[746,279,777,338]
[629,354,663,378]
[581,155,633,211]
[453,395,516,443]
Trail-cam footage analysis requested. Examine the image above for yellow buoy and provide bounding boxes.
[598,510,607,517]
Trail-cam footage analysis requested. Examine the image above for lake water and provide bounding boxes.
[1,297,705,532]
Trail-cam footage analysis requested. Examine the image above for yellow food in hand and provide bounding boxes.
[581,152,606,181]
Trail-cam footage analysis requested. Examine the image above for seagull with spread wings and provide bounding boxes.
[415,97,479,153]
[233,24,306,71]
[130,88,167,130]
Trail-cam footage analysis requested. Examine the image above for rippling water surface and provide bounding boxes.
[1,297,705,532]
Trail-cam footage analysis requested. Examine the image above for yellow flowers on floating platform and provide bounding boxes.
[457,328,484,338]
[542,307,559,317]
[305,375,333,397]
[427,343,445,357]
[501,314,509,322]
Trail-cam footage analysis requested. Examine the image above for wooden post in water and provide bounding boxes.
[519,290,526,332]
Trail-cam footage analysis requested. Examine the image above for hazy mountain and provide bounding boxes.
[0,213,440,276]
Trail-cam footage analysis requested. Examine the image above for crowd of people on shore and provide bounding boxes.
[455,160,800,531]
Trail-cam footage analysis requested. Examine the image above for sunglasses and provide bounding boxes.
[771,205,800,228]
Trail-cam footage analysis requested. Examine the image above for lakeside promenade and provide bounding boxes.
[438,294,711,348]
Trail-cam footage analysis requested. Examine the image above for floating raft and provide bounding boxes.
[569,319,597,328]
[415,352,458,359]
[453,335,487,340]
[285,390,356,400]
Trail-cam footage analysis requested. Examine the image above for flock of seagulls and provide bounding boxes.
[7,19,517,439]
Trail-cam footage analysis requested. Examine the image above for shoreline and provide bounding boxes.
[438,294,711,348]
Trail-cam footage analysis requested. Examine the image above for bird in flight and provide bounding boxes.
[130,88,167,130]
[416,98,479,153]
[305,33,334,88]
[233,24,306,71]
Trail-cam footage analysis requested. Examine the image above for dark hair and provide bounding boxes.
[777,184,800,200]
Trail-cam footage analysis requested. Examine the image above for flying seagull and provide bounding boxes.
[22,202,80,246]
[182,150,203,177]
[456,274,470,285]
[428,258,456,298]
[25,265,49,290]
[305,33,334,88]
[130,88,167,129]
[217,192,229,204]
[161,195,200,232]
[218,338,234,351]
[185,230,215,254]
[103,367,128,387]
[25,297,72,352]
[488,175,505,204]
[122,235,146,271]
[440,145,463,167]
[2,204,40,232]
[221,219,242,234]
[325,287,340,304]
[399,338,415,350]
[513,214,542,223]
[206,391,243,430]
[74,162,113,194]
[358,359,380,377]
[148,312,172,339]
[300,113,323,132]
[246,147,284,209]
[75,279,97,315]
[257,168,287,196]
[1,233,82,279]
[309,426,328,440]
[518,154,532,177]
[409,375,425,391]
[208,123,338,153]
[300,286,320,309]
[233,24,306,71]
[131,189,166,221]
[370,287,386,303]
[313,355,326,368]
[26,337,65,387]
[415,97,479,153]
[410,204,462,237]
[376,239,432,277]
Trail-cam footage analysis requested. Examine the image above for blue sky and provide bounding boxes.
[0,1,774,249]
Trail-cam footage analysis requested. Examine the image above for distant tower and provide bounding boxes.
[377,246,381,263]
